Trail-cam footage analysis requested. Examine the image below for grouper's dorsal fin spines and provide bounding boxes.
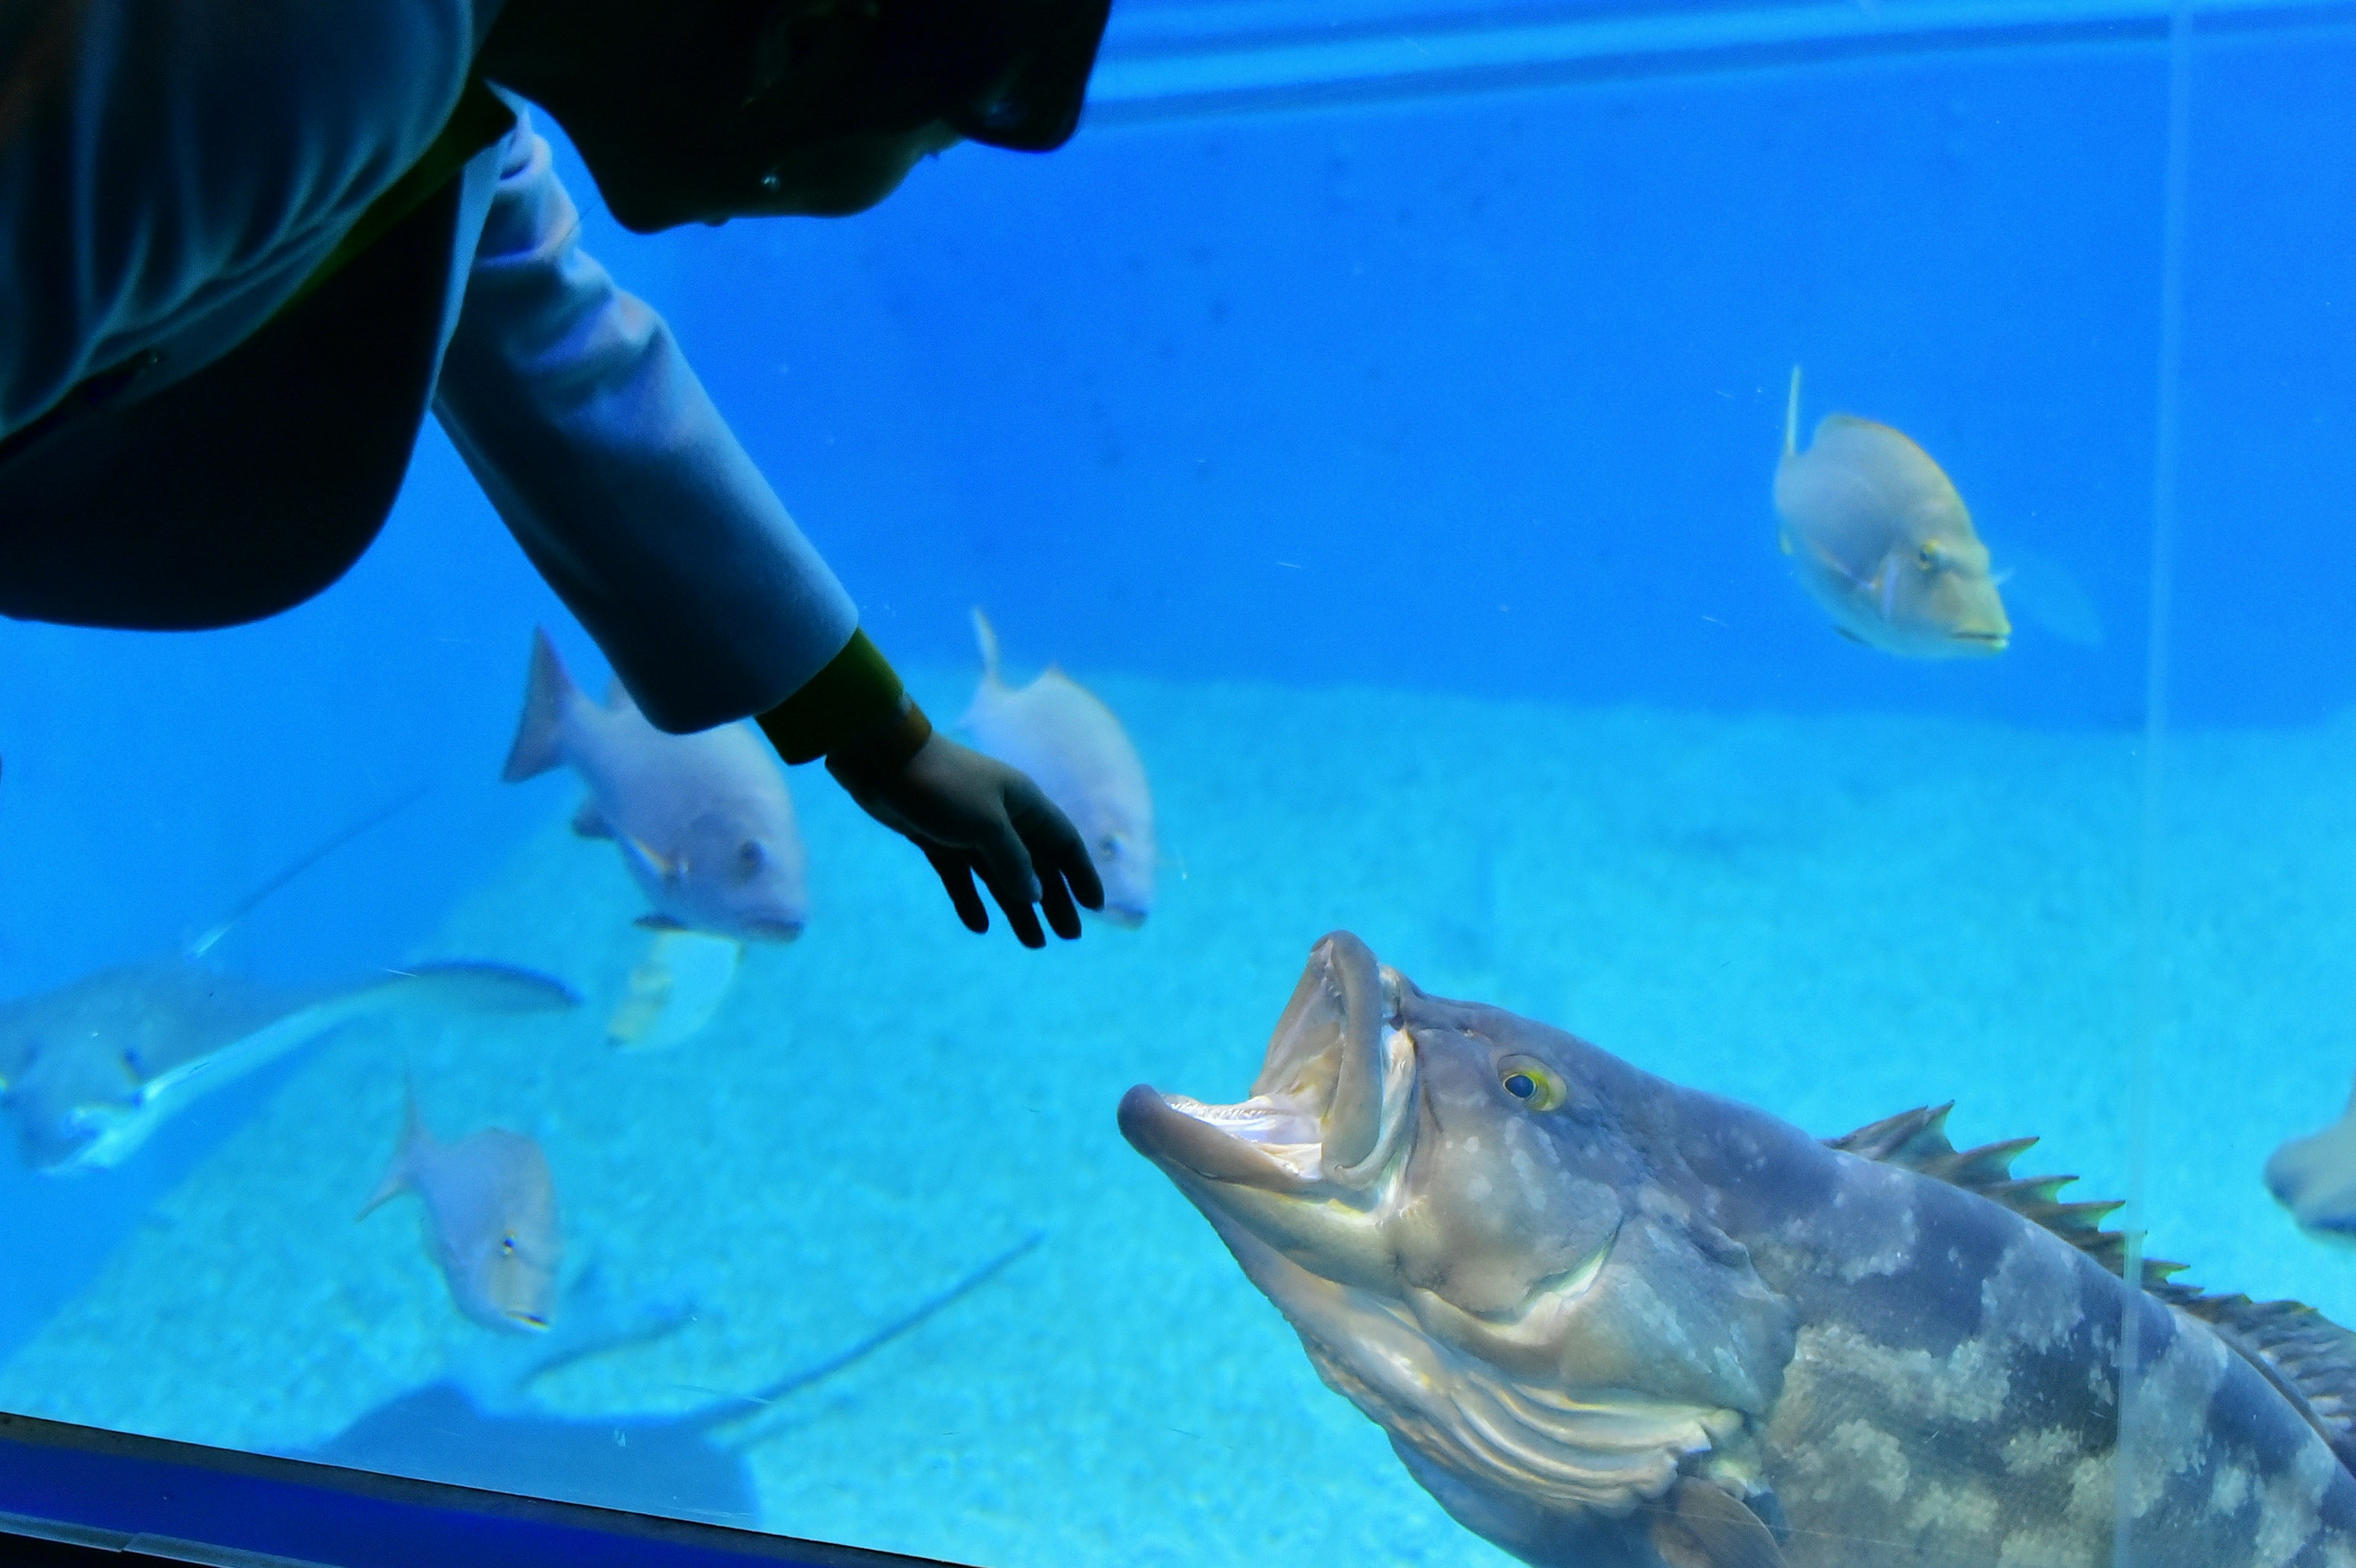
[1828,1103,2356,1475]
[1823,1104,2187,1284]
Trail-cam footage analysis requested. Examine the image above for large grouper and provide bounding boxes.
[1119,933,2356,1567]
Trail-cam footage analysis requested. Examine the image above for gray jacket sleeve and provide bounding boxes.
[432,118,858,736]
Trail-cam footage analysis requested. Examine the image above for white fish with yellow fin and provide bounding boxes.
[1774,367,2011,658]
[606,928,743,1052]
[963,610,1156,926]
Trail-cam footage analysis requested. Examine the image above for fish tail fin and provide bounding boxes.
[359,1073,425,1218]
[970,607,1003,686]
[1784,364,1803,456]
[357,1163,407,1219]
[501,628,575,783]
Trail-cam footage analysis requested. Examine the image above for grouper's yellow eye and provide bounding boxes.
[1498,1056,1566,1111]
[1917,540,1943,570]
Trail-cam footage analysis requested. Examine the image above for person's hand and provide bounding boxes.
[829,729,1104,947]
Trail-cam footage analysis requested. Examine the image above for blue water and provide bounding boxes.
[5,8,2356,1563]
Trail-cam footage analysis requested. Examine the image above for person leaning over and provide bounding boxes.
[0,0,1113,946]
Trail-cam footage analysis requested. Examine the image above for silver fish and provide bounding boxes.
[1123,933,2356,1567]
[963,610,1155,926]
[502,628,808,942]
[364,1090,563,1334]
[0,961,575,1174]
[1774,367,2011,658]
[2266,1086,2356,1241]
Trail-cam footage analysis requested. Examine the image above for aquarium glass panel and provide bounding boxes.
[7,2,2356,1564]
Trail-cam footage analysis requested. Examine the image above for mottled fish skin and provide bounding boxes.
[364,1095,563,1334]
[502,628,808,943]
[1121,934,2356,1568]
[1774,367,2011,660]
[0,962,575,1174]
[963,609,1155,926]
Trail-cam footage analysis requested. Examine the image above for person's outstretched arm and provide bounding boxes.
[432,112,1101,943]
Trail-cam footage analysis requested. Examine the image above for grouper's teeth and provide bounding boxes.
[1164,1093,1326,1181]
[1165,1093,1320,1146]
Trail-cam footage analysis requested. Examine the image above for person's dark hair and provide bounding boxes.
[480,0,1112,226]
[739,0,1109,155]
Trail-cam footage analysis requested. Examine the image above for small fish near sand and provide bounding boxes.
[363,1090,563,1333]
[1774,367,2012,658]
[502,628,809,944]
[964,610,1155,926]
[2265,1085,2356,1240]
[0,962,575,1175]
[1122,933,2356,1567]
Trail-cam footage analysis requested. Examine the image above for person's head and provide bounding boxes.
[477,0,1111,231]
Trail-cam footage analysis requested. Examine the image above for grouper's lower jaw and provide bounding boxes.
[1116,1043,1415,1194]
[1117,1085,1319,1189]
[1119,928,1409,1188]
[1118,1018,1417,1191]
[1118,1009,1420,1294]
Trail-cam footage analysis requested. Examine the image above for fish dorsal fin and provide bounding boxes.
[1828,1104,2356,1474]
[1825,1103,2180,1280]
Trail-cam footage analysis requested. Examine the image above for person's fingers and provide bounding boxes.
[923,846,991,934]
[966,810,1053,947]
[975,859,1048,948]
[1056,842,1104,914]
[1009,783,1105,912]
[968,809,1044,910]
[1039,866,1082,941]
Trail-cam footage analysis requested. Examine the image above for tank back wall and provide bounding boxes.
[550,23,2356,732]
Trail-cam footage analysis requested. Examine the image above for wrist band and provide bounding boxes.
[756,628,914,765]
[825,696,935,786]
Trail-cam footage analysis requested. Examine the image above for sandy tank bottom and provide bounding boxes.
[6,668,2356,1568]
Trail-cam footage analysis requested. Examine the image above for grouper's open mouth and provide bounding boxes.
[1118,931,1416,1212]
[1120,936,1723,1518]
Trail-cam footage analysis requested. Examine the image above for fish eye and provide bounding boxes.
[737,839,768,875]
[1496,1055,1566,1111]
[1095,834,1123,861]
[1917,541,1944,571]
[501,1235,518,1256]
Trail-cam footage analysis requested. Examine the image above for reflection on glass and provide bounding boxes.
[7,4,2356,1566]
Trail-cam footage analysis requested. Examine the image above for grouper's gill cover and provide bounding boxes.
[1119,934,2356,1567]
